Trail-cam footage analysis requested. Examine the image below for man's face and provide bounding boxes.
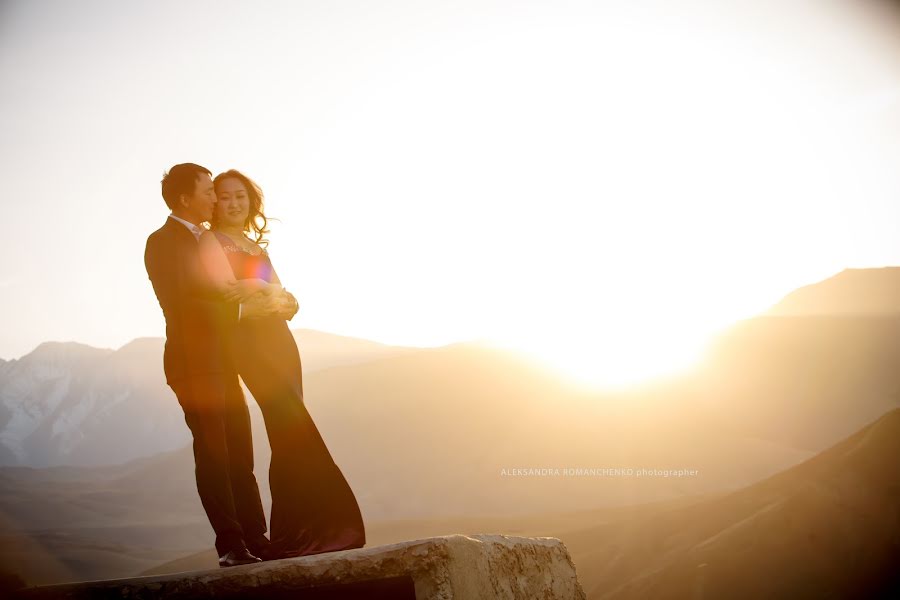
[182,173,217,223]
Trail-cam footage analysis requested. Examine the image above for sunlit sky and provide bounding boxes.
[1,0,899,387]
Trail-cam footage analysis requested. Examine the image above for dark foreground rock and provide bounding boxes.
[14,534,586,599]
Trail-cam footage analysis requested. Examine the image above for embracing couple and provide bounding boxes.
[144,163,365,567]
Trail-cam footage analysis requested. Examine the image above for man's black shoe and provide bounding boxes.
[218,547,262,568]
[247,535,274,561]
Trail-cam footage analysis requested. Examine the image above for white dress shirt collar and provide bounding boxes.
[168,213,206,240]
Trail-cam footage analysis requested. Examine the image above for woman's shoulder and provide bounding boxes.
[242,235,268,256]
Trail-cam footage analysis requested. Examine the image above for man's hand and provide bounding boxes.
[224,278,270,302]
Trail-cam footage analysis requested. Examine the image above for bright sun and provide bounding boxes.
[520,331,712,391]
[484,307,730,391]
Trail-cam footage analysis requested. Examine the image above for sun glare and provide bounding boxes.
[484,309,726,391]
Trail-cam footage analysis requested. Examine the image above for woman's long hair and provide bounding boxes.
[211,169,272,248]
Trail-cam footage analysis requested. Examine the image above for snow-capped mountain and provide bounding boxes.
[0,339,187,467]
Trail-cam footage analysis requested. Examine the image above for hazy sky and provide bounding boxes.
[1,0,899,386]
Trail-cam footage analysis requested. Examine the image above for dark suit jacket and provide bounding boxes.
[144,217,239,384]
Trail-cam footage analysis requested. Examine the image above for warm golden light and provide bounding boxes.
[485,313,722,390]
[523,334,710,391]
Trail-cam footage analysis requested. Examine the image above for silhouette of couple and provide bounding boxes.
[144,163,365,567]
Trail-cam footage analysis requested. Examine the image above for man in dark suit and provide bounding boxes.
[144,163,269,567]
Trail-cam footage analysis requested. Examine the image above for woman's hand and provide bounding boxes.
[274,290,300,321]
[224,278,270,302]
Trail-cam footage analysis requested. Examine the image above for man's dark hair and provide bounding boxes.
[161,163,212,210]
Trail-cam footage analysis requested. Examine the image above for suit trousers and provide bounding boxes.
[169,372,267,557]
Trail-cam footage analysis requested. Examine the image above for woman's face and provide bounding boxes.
[214,178,250,229]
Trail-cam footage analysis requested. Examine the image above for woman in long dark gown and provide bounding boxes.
[198,169,365,560]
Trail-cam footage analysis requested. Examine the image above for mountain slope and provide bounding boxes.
[577,408,900,599]
[767,267,900,316]
[691,314,900,451]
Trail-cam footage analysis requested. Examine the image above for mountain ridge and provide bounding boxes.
[767,266,900,316]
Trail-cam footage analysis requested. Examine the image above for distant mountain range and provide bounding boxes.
[4,267,899,469]
[694,267,900,452]
[2,267,899,592]
[0,330,412,467]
